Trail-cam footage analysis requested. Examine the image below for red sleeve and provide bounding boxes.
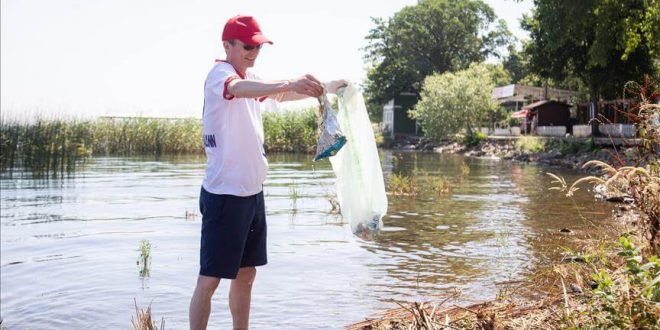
[258,96,268,102]
[223,75,240,100]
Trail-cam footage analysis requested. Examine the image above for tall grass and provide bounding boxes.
[262,108,317,153]
[1,109,320,176]
[0,117,203,176]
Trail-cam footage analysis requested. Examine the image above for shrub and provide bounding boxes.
[515,136,545,153]
[464,131,488,147]
[410,63,499,142]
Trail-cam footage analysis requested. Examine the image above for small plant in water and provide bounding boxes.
[289,183,300,202]
[387,173,419,196]
[137,239,152,278]
[460,163,470,177]
[429,176,452,195]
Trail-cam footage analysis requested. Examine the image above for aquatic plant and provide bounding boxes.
[137,239,152,278]
[1,111,321,176]
[387,173,419,196]
[429,176,451,195]
[289,181,300,203]
[459,163,470,177]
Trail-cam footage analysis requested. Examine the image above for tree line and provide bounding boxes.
[362,0,659,139]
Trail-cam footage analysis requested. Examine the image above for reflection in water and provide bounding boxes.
[0,152,612,329]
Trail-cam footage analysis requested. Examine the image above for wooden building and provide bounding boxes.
[382,93,419,138]
[516,100,571,135]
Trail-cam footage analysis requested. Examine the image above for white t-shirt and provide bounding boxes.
[201,60,268,197]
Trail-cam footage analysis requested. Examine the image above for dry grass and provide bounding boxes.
[131,299,165,330]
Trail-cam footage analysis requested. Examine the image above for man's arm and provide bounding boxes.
[269,79,350,102]
[227,74,323,99]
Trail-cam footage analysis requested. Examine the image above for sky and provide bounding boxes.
[1,0,533,119]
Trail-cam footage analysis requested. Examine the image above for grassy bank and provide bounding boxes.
[0,109,319,176]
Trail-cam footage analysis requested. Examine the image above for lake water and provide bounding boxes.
[0,151,612,329]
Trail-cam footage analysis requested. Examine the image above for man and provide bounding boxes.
[189,15,346,330]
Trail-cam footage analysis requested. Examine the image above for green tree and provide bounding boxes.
[484,63,511,87]
[362,0,511,119]
[502,43,530,84]
[409,63,499,141]
[522,0,660,100]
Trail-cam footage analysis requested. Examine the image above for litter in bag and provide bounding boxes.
[314,92,347,161]
[329,83,388,239]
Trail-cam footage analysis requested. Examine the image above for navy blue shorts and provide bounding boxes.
[198,187,267,279]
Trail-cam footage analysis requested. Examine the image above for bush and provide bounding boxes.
[410,63,499,142]
[515,136,545,153]
[464,131,488,147]
[584,236,659,329]
[545,137,586,155]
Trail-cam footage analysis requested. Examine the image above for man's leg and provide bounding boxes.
[189,275,221,330]
[229,267,257,330]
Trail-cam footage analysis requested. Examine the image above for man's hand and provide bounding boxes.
[325,79,349,94]
[289,74,323,97]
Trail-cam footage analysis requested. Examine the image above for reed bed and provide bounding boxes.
[262,108,317,153]
[1,109,319,176]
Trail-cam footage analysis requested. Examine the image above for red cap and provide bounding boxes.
[222,15,273,46]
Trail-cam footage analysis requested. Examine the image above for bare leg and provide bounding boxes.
[229,267,256,330]
[189,275,220,330]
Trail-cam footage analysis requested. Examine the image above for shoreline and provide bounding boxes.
[386,136,630,171]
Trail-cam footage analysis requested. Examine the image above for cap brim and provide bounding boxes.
[239,34,273,46]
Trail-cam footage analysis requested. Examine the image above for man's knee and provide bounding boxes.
[195,275,220,296]
[235,267,256,287]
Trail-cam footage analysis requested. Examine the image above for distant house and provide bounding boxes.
[382,93,419,138]
[492,84,577,112]
[518,100,571,136]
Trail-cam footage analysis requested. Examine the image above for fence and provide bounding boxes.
[537,126,566,137]
[572,125,591,137]
[493,127,521,136]
[599,124,636,138]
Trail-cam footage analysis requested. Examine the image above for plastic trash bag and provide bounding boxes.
[329,83,388,239]
[314,92,347,161]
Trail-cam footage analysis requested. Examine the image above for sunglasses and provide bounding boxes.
[240,43,262,51]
